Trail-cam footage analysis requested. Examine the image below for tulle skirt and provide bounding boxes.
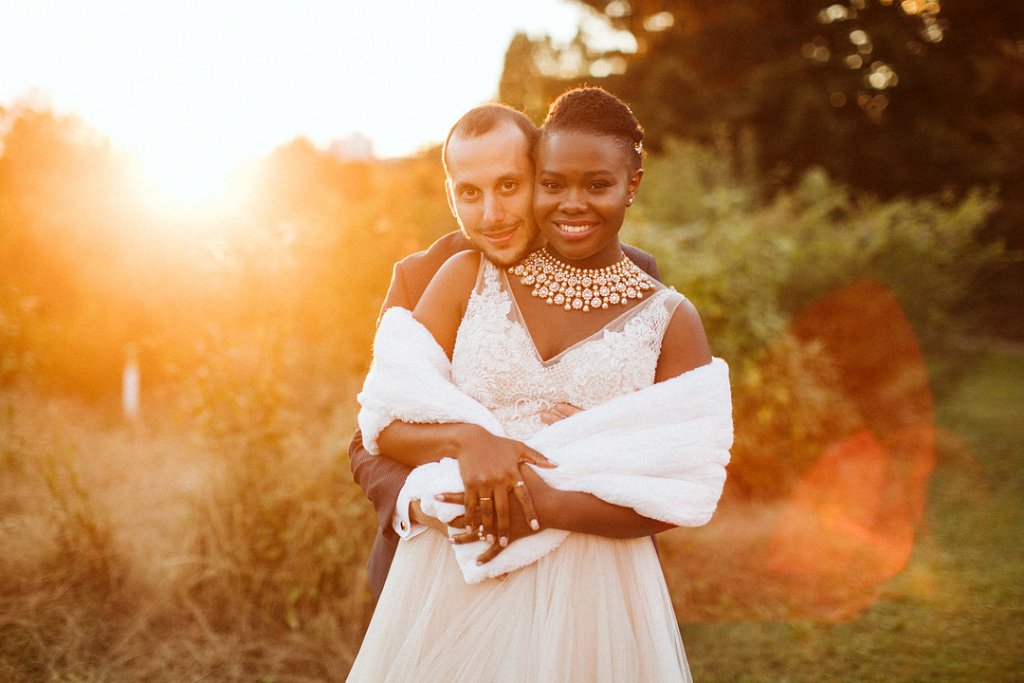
[347,531,691,682]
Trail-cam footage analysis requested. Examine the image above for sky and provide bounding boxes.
[1,0,631,201]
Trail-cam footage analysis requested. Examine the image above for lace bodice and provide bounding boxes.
[452,259,684,440]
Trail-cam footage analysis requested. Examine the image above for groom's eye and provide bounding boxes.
[460,188,480,201]
[499,181,518,193]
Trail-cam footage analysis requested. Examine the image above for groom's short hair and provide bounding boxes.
[442,103,538,176]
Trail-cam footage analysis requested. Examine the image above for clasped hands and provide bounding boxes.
[411,402,581,566]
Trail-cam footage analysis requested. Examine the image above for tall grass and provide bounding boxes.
[0,378,377,681]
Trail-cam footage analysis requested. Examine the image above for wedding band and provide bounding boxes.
[477,530,486,541]
[513,481,526,488]
[479,497,492,503]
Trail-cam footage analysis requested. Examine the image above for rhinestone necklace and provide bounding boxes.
[509,247,656,312]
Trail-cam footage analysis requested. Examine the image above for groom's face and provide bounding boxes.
[445,123,541,266]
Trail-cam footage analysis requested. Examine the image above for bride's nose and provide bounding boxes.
[559,188,586,213]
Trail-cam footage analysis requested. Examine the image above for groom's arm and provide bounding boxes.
[348,429,411,539]
[348,262,417,541]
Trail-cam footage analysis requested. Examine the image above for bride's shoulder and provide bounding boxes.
[412,250,483,357]
[438,248,482,273]
[432,249,483,292]
[654,292,713,381]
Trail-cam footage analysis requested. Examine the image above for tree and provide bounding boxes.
[499,0,1024,332]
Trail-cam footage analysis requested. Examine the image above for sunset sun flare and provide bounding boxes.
[133,142,243,208]
[1,0,612,179]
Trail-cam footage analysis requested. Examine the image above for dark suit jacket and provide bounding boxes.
[348,230,661,599]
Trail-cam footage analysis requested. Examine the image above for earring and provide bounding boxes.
[626,197,634,206]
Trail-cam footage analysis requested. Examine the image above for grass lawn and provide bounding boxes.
[679,348,1024,682]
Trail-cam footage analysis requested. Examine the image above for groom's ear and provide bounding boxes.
[444,178,458,220]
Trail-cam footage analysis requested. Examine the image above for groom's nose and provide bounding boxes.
[482,192,505,224]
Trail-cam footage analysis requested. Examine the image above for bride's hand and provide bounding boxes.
[445,465,552,565]
[446,429,554,546]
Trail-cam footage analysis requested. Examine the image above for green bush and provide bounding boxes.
[624,142,1003,496]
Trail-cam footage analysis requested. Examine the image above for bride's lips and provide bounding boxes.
[553,220,597,241]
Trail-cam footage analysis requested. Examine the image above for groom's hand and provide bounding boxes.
[538,402,583,425]
[409,499,448,535]
[452,425,554,547]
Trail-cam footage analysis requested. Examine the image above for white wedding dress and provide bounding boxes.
[347,260,692,682]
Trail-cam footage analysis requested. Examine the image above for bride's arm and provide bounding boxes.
[465,300,714,561]
[655,297,712,382]
[544,299,712,537]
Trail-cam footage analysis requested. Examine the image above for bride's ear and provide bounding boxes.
[626,168,644,207]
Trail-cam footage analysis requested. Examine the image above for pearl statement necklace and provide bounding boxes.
[509,247,656,312]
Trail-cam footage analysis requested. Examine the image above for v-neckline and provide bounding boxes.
[498,268,665,366]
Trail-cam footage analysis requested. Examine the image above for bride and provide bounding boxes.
[348,88,730,681]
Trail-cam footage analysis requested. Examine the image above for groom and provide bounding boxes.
[348,103,662,599]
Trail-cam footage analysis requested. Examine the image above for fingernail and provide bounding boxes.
[486,534,495,544]
[434,494,444,501]
[500,536,508,547]
[448,537,455,544]
[476,560,483,566]
[465,525,472,533]
[530,519,540,531]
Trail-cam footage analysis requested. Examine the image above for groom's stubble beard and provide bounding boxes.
[458,217,544,268]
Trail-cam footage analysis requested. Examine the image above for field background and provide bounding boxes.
[2,1,1023,680]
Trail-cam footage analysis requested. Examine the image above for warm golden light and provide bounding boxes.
[134,143,240,208]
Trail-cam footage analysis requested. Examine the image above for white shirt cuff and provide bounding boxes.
[393,478,428,540]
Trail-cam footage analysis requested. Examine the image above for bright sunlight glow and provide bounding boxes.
[1,0,633,211]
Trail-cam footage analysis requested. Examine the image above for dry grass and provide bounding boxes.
[2,346,1020,682]
[0,388,376,682]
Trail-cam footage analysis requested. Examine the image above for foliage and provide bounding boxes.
[674,347,1024,681]
[0,105,455,404]
[0,379,377,681]
[623,140,1002,495]
[0,392,125,680]
[0,103,456,678]
[631,145,1001,355]
[512,0,1024,194]
[181,309,374,638]
[0,70,1016,679]
[501,0,1024,332]
[2,344,1020,681]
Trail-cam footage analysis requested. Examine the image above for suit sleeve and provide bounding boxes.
[624,244,662,283]
[642,251,662,282]
[348,262,414,541]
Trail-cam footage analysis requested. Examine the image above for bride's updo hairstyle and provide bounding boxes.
[540,87,644,171]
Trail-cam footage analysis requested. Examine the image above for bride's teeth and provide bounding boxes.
[558,224,590,234]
